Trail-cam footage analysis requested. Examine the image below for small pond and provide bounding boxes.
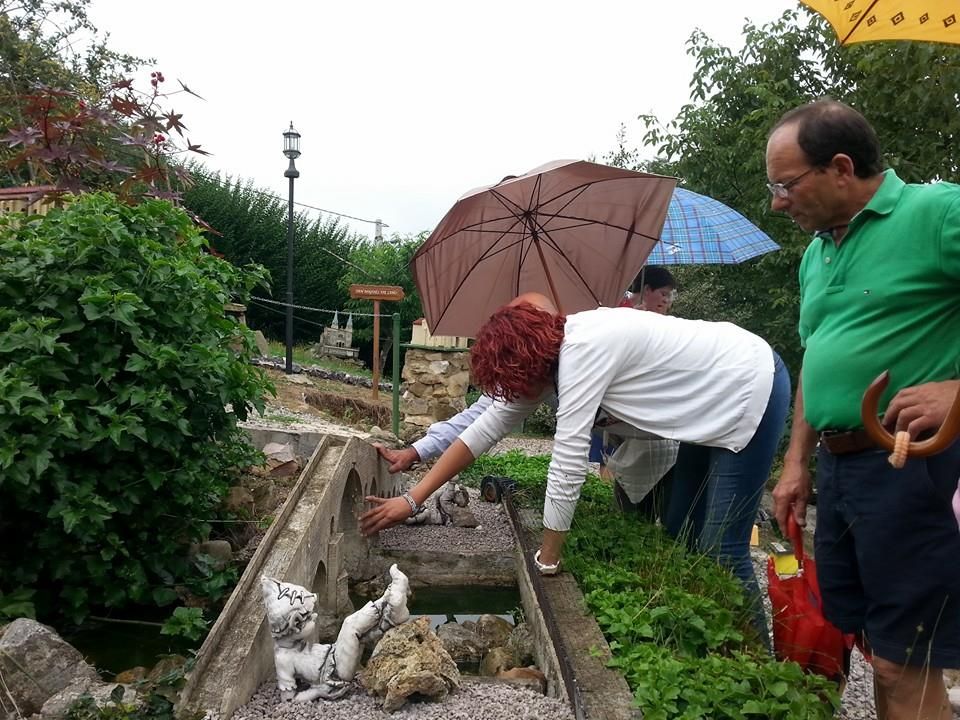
[65,620,197,680]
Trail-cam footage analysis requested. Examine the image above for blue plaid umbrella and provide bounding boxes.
[645,188,779,265]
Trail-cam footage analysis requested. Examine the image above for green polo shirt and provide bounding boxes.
[799,170,960,430]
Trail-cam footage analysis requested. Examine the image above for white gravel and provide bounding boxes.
[233,680,574,720]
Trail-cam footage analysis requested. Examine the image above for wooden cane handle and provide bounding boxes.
[861,371,960,463]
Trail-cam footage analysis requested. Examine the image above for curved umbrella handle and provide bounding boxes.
[861,371,960,467]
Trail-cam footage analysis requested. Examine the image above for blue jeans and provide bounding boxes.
[663,351,791,644]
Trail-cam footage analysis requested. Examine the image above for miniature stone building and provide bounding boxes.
[315,311,359,360]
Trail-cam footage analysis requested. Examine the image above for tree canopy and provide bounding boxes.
[611,8,960,377]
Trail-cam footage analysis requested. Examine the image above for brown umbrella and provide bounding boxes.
[411,159,677,337]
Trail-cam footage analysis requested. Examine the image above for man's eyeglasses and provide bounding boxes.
[766,167,816,199]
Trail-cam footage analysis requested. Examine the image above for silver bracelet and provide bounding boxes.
[534,549,561,576]
[401,492,420,516]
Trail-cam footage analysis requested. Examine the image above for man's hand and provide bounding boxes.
[360,496,414,536]
[882,379,960,439]
[373,443,420,473]
[772,459,813,532]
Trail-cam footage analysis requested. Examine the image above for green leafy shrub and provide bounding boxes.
[522,402,556,435]
[0,193,272,621]
[160,607,209,643]
[460,451,839,718]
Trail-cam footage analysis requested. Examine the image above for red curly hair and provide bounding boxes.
[470,302,566,402]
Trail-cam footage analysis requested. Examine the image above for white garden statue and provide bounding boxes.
[260,564,411,701]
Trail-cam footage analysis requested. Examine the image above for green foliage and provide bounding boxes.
[459,451,838,717]
[611,9,960,379]
[523,402,557,436]
[67,655,195,720]
[160,607,209,643]
[566,486,840,718]
[0,587,36,620]
[180,169,358,343]
[458,450,552,505]
[342,232,426,372]
[0,193,272,621]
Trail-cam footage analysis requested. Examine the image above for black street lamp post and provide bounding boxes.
[282,122,301,374]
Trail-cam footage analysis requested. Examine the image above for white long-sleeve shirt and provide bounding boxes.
[459,307,774,531]
[411,394,494,461]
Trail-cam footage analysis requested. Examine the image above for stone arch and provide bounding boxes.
[311,560,328,607]
[338,469,367,575]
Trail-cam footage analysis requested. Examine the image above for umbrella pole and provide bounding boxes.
[533,238,563,314]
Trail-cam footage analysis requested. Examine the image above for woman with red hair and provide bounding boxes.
[361,291,790,637]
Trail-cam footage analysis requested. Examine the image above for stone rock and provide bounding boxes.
[475,614,514,651]
[146,654,187,682]
[497,666,547,694]
[402,398,431,416]
[0,619,99,716]
[192,540,233,570]
[359,616,461,712]
[40,678,137,719]
[506,623,536,667]
[480,646,514,676]
[405,415,435,428]
[223,486,254,513]
[262,442,295,464]
[253,330,270,357]
[950,687,960,716]
[285,373,314,386]
[436,622,484,663]
[450,506,479,528]
[250,481,276,513]
[112,666,147,684]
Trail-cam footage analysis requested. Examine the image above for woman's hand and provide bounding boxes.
[360,496,413,536]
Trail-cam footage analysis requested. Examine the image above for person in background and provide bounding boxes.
[605,266,679,519]
[767,99,960,719]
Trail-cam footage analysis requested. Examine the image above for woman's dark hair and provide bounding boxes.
[631,265,675,293]
[771,99,882,178]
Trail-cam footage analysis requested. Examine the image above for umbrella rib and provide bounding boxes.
[841,0,879,44]
[428,214,531,330]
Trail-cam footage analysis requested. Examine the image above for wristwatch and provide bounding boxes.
[533,549,561,576]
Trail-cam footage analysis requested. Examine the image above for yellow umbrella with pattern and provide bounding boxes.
[801,0,960,45]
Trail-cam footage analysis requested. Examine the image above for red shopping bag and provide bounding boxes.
[767,515,850,681]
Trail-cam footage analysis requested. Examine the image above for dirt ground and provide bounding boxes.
[260,367,396,432]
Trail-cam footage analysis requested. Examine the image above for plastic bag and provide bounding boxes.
[767,515,851,681]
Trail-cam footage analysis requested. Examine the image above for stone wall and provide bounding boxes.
[401,348,471,428]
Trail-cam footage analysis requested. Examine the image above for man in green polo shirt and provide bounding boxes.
[766,99,960,720]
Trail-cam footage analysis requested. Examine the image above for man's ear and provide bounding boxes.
[831,153,857,180]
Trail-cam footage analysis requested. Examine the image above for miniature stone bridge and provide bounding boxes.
[178,430,637,720]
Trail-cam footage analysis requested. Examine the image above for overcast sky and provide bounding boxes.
[87,0,796,239]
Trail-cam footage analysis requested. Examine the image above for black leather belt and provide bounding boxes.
[819,429,876,455]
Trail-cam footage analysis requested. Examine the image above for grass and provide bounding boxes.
[265,340,372,378]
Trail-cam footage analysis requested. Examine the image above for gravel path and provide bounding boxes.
[377,487,516,553]
[233,680,574,720]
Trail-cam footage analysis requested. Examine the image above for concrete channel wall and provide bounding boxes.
[178,434,402,720]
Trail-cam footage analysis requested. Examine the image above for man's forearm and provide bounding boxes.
[784,377,818,465]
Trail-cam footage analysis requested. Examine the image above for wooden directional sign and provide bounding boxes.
[349,284,405,302]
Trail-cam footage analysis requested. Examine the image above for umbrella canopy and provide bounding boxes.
[412,159,677,337]
[645,188,779,265]
[801,0,960,46]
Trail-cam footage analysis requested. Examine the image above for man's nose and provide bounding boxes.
[770,194,789,212]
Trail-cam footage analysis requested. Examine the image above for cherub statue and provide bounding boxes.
[260,563,411,702]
